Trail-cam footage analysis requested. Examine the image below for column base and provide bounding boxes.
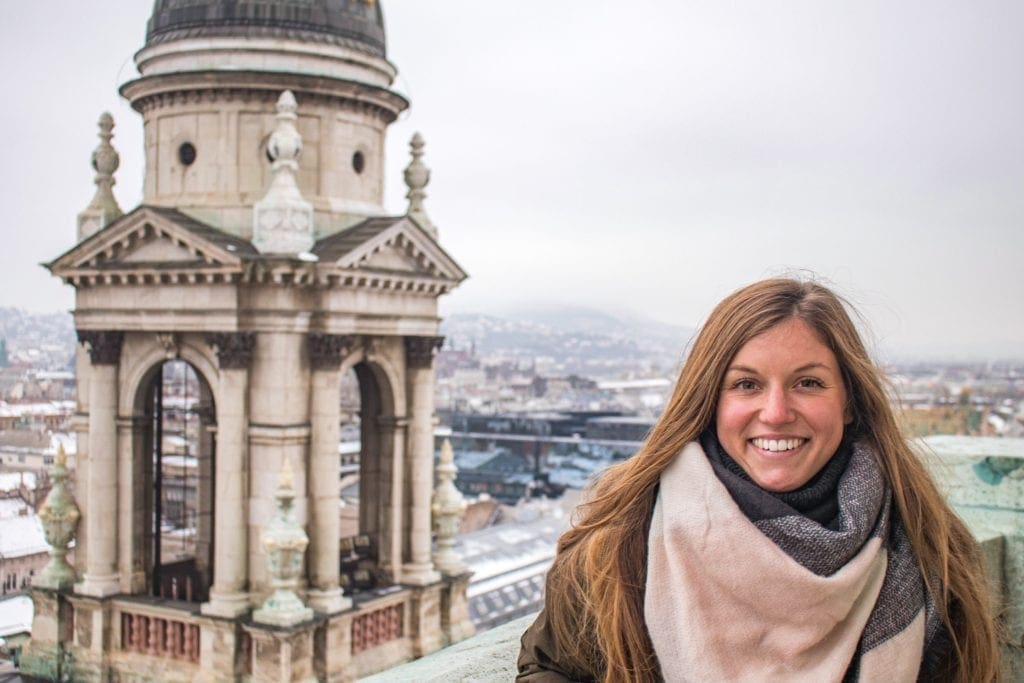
[306,587,351,615]
[201,589,252,618]
[401,563,441,586]
[74,573,121,598]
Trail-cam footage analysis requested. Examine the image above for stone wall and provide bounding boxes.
[922,435,1024,680]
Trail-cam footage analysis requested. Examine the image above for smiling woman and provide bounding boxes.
[517,278,1001,683]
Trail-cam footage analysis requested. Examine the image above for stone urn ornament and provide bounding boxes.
[431,438,468,575]
[253,456,314,627]
[36,444,81,590]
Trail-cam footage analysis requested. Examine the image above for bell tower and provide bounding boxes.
[21,2,472,681]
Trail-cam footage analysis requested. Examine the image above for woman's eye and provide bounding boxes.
[797,378,825,389]
[732,379,758,391]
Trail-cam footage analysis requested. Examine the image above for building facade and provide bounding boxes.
[21,2,471,680]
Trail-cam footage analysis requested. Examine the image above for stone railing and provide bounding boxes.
[369,436,1024,682]
[120,609,200,663]
[108,598,203,680]
[352,602,404,654]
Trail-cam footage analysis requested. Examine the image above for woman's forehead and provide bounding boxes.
[728,319,841,371]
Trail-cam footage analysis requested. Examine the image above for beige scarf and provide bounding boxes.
[645,441,929,682]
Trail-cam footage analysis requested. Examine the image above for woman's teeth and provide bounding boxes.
[751,438,805,452]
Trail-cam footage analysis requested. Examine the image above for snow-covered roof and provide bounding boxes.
[457,515,567,591]
[0,595,33,638]
[0,498,30,519]
[0,514,49,557]
[0,471,36,493]
[0,401,75,418]
[452,449,502,471]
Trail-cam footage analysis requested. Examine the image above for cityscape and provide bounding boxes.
[0,0,1021,680]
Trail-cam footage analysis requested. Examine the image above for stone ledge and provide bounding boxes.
[360,614,532,682]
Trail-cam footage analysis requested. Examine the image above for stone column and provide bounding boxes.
[306,333,355,614]
[202,332,254,617]
[402,336,443,585]
[248,332,310,592]
[377,414,407,584]
[75,331,123,597]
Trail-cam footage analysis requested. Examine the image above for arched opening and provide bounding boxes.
[140,360,216,603]
[338,359,396,594]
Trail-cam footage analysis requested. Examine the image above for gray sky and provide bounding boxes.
[1,1,1021,359]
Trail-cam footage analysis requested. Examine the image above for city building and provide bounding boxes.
[20,2,470,681]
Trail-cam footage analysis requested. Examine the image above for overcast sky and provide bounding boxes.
[1,1,1021,359]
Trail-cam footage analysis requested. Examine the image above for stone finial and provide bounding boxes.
[36,444,81,590]
[77,112,124,242]
[252,91,315,255]
[253,457,314,627]
[403,132,437,238]
[431,438,468,576]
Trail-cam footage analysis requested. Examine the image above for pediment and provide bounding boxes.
[121,236,201,263]
[328,217,467,283]
[48,206,249,280]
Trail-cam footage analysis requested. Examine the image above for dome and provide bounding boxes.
[146,0,387,57]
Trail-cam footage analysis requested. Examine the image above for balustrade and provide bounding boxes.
[352,603,403,654]
[120,610,200,663]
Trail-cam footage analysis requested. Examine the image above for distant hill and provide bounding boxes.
[0,308,76,371]
[0,308,74,341]
[440,308,694,377]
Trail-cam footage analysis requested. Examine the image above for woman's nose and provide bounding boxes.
[760,386,795,424]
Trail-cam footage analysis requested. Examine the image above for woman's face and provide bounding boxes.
[715,317,848,492]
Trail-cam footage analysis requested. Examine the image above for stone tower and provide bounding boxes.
[21,2,471,681]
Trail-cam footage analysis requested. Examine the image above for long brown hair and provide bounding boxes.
[545,278,1000,682]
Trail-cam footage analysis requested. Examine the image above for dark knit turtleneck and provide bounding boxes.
[700,429,853,528]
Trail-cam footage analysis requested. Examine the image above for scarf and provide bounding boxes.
[644,441,942,682]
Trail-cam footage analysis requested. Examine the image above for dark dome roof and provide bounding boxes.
[146,0,386,57]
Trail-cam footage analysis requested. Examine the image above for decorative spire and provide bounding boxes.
[36,444,81,590]
[252,91,315,255]
[77,112,123,242]
[403,132,437,238]
[431,438,468,576]
[253,456,314,627]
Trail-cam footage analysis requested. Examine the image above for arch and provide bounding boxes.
[338,341,404,417]
[336,344,406,590]
[119,334,221,418]
[124,346,218,603]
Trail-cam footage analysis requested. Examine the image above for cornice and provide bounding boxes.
[61,263,457,297]
[120,72,408,123]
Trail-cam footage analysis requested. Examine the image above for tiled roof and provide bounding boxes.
[312,216,403,262]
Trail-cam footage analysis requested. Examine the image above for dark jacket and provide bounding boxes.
[517,608,600,682]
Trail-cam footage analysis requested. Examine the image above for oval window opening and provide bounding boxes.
[352,151,365,174]
[178,142,197,166]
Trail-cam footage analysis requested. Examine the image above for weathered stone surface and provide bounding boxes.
[360,614,532,683]
[922,434,1024,668]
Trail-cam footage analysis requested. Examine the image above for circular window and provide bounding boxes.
[178,142,197,166]
[352,151,366,174]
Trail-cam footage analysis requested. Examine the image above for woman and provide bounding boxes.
[517,278,1000,682]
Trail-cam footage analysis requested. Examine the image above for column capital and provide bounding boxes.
[207,332,256,370]
[77,330,124,365]
[404,336,444,370]
[308,333,357,371]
